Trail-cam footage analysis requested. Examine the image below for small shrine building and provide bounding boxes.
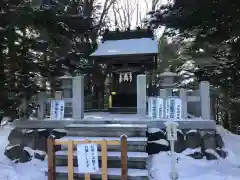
[90,28,158,113]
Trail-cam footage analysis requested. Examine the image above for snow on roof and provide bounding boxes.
[90,38,158,56]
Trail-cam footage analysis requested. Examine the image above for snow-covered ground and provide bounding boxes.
[0,125,47,180]
[149,125,240,180]
[0,125,240,180]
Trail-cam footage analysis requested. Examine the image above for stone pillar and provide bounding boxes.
[200,81,211,120]
[180,89,188,118]
[37,92,45,119]
[54,91,62,100]
[159,89,167,98]
[72,75,84,119]
[137,75,146,116]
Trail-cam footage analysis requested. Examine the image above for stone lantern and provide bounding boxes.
[159,68,178,88]
[159,68,178,97]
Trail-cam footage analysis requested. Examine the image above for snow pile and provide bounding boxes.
[0,125,47,180]
[149,125,240,180]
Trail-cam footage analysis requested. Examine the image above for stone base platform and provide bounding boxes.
[14,112,216,130]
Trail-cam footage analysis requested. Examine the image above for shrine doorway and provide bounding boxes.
[111,71,137,109]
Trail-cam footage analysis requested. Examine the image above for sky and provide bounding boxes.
[99,0,169,30]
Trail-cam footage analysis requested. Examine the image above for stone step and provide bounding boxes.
[70,120,150,125]
[49,166,148,180]
[108,107,137,114]
[55,151,148,169]
[58,136,147,152]
[65,124,147,137]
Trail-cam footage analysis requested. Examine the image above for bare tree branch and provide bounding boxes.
[112,1,126,30]
[97,0,118,29]
[144,0,149,11]
[136,2,139,27]
[110,0,141,30]
[152,0,161,10]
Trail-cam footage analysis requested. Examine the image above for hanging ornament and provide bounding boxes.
[119,73,123,83]
[124,73,128,81]
[129,72,132,82]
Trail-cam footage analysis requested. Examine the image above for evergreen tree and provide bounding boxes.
[149,0,240,131]
[0,0,111,120]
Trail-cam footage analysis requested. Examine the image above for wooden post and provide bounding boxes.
[121,135,128,180]
[101,140,108,180]
[68,141,74,180]
[84,173,90,180]
[47,136,56,180]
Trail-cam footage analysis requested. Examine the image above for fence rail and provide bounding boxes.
[47,135,128,180]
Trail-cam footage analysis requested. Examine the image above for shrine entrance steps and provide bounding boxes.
[108,107,137,114]
[53,122,148,180]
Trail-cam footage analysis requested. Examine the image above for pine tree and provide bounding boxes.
[149,0,240,131]
[0,0,111,120]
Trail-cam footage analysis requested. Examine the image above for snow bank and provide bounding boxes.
[0,125,47,180]
[149,125,240,180]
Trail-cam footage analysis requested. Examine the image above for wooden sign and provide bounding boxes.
[164,121,179,141]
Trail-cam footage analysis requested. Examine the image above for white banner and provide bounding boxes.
[165,98,170,119]
[50,100,65,120]
[152,98,157,119]
[77,144,99,173]
[157,98,164,119]
[165,98,182,119]
[148,97,164,119]
[148,97,182,120]
[148,97,153,117]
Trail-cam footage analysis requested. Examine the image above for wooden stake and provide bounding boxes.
[47,136,56,180]
[101,140,108,180]
[68,141,74,180]
[121,135,128,180]
[84,174,90,180]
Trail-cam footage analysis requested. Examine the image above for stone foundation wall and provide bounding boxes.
[5,127,227,163]
[5,128,67,163]
[146,129,227,160]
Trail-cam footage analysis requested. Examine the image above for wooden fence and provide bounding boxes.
[47,135,128,180]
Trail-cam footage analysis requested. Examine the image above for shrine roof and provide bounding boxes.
[90,28,158,57]
[90,38,158,57]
